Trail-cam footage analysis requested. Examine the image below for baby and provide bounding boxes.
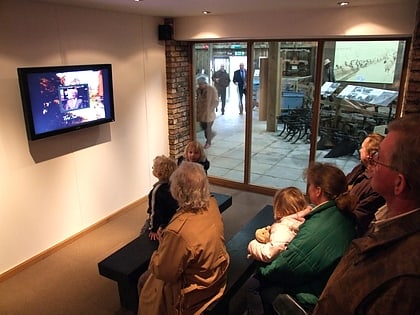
[247,186,311,262]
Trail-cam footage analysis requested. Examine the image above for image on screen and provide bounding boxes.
[59,84,90,113]
[333,41,399,84]
[18,64,115,140]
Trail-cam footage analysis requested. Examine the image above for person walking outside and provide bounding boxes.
[233,62,247,114]
[196,77,218,148]
[212,65,230,115]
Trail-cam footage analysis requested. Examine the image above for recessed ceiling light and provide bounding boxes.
[338,1,350,6]
[202,11,211,15]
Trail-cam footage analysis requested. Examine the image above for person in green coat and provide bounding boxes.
[252,162,356,314]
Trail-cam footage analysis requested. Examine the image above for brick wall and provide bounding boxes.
[404,0,420,115]
[165,40,193,158]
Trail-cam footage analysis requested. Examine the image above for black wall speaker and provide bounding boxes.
[158,24,173,40]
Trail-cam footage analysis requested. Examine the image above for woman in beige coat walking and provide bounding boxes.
[196,77,219,148]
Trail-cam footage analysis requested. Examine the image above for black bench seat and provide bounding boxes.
[205,204,274,314]
[98,192,232,312]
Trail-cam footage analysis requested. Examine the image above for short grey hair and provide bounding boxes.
[197,76,207,84]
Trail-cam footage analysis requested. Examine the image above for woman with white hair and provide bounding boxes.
[138,161,229,315]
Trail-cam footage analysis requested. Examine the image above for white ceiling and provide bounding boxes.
[34,0,415,17]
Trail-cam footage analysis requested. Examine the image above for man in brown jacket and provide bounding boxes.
[313,114,420,315]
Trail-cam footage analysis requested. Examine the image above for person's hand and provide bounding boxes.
[296,205,313,221]
[304,205,313,212]
[148,231,159,241]
[156,227,164,242]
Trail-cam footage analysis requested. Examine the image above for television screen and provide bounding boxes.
[17,64,115,140]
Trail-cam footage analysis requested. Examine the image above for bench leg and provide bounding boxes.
[117,280,139,313]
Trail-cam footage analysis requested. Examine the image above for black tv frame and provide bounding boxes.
[17,63,115,140]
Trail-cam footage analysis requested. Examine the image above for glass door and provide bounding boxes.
[193,42,248,183]
[192,39,408,194]
[249,41,317,191]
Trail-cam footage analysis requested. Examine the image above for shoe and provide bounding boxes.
[204,143,211,149]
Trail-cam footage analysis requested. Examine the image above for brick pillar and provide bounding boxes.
[165,40,193,158]
[404,0,420,114]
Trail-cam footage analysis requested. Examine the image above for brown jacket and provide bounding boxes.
[139,197,229,315]
[313,208,420,315]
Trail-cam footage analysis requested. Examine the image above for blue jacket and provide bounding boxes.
[257,200,355,305]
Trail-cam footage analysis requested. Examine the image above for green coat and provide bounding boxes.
[257,200,355,305]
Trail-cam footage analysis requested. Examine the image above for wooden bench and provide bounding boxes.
[98,192,232,312]
[205,204,274,314]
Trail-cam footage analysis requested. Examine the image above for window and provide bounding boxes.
[192,39,408,194]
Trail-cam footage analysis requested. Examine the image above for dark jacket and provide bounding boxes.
[257,200,355,305]
[233,68,247,87]
[147,181,178,233]
[177,156,210,174]
[212,69,230,89]
[347,163,385,235]
[313,208,420,315]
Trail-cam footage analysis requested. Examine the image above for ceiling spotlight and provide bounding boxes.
[338,1,349,6]
[202,11,211,15]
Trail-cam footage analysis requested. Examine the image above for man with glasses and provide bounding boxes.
[313,114,420,315]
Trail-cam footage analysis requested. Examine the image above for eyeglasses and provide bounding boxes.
[368,152,398,172]
[368,152,411,190]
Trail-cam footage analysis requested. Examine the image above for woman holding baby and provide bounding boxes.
[246,162,356,315]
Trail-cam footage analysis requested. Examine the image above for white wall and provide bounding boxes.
[0,0,168,275]
[174,3,417,40]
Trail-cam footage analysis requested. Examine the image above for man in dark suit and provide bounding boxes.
[233,62,247,114]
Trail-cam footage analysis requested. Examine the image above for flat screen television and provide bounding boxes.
[17,63,115,140]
